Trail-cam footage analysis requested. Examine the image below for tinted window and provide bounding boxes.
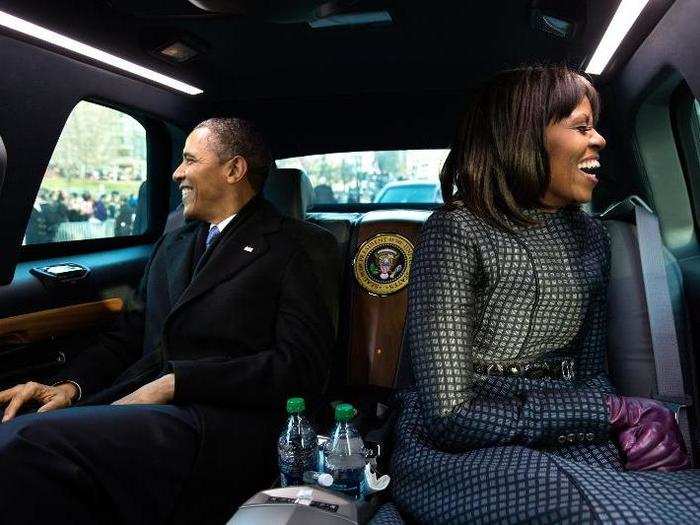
[276,149,448,206]
[375,183,442,203]
[23,101,147,245]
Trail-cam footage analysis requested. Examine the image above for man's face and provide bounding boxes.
[172,127,230,222]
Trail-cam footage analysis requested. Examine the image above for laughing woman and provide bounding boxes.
[371,66,700,524]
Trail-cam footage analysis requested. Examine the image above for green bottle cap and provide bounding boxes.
[335,403,355,421]
[286,397,305,414]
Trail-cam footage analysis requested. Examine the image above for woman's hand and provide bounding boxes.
[606,395,690,471]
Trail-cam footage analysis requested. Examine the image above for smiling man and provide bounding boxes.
[0,118,333,524]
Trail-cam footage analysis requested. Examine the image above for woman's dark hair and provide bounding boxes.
[440,65,600,230]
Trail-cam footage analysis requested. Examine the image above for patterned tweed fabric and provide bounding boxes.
[370,206,700,524]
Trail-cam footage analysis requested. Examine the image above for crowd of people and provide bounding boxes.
[25,187,140,244]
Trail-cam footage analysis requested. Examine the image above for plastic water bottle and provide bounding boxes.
[278,397,317,487]
[303,470,334,488]
[322,403,367,499]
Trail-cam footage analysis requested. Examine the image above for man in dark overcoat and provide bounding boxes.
[0,118,334,524]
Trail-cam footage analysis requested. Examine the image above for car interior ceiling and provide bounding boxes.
[2,0,700,466]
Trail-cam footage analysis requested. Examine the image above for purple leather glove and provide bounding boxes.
[606,395,690,472]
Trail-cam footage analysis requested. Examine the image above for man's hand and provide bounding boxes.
[112,374,175,406]
[0,381,77,422]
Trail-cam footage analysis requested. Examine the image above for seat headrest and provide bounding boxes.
[164,167,315,234]
[263,168,315,220]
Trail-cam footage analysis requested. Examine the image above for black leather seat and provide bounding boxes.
[263,167,314,219]
[605,220,692,396]
[266,170,342,338]
[165,167,315,232]
[0,134,6,189]
[604,203,698,458]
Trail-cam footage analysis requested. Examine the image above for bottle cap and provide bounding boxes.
[286,397,305,414]
[335,403,355,421]
[318,473,334,487]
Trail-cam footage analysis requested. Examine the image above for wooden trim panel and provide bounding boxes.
[347,210,430,388]
[0,299,124,344]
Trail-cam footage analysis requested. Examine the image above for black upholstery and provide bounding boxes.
[606,220,693,396]
[0,134,6,190]
[263,168,314,219]
[288,221,342,335]
[307,212,360,292]
[165,167,316,234]
[263,169,341,337]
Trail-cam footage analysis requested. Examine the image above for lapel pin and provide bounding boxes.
[244,246,254,253]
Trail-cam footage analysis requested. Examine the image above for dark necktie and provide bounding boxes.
[205,225,221,250]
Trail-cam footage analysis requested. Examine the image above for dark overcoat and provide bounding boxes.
[54,195,334,523]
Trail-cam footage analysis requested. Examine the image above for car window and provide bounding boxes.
[375,183,442,203]
[276,149,449,206]
[23,101,148,245]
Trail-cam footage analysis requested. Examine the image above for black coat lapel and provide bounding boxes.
[164,222,202,306]
[168,197,280,318]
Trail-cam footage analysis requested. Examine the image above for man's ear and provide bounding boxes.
[224,155,248,185]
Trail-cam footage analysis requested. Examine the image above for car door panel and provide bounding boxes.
[0,246,150,385]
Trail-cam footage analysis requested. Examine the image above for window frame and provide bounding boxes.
[276,149,449,211]
[19,98,171,261]
[670,82,700,233]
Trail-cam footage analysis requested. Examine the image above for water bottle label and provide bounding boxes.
[328,467,364,498]
[323,455,365,498]
[279,445,316,487]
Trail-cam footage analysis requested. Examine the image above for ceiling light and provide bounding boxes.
[157,41,200,64]
[309,11,392,29]
[0,9,203,95]
[585,0,650,75]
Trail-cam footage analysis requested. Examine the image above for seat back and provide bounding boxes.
[263,168,314,219]
[0,134,6,190]
[165,167,316,234]
[606,219,693,396]
[263,168,341,338]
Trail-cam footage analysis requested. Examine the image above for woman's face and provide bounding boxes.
[542,97,606,208]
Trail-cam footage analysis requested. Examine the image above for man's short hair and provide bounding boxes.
[194,117,273,192]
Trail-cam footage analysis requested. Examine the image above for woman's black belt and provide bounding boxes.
[473,358,575,380]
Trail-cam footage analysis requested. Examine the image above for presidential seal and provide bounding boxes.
[353,233,414,296]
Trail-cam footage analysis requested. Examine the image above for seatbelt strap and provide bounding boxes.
[631,198,694,459]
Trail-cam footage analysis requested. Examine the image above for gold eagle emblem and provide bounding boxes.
[353,234,414,296]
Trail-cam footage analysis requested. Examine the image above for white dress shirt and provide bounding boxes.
[211,213,236,234]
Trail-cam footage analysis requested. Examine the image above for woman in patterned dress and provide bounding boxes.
[371,66,699,524]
